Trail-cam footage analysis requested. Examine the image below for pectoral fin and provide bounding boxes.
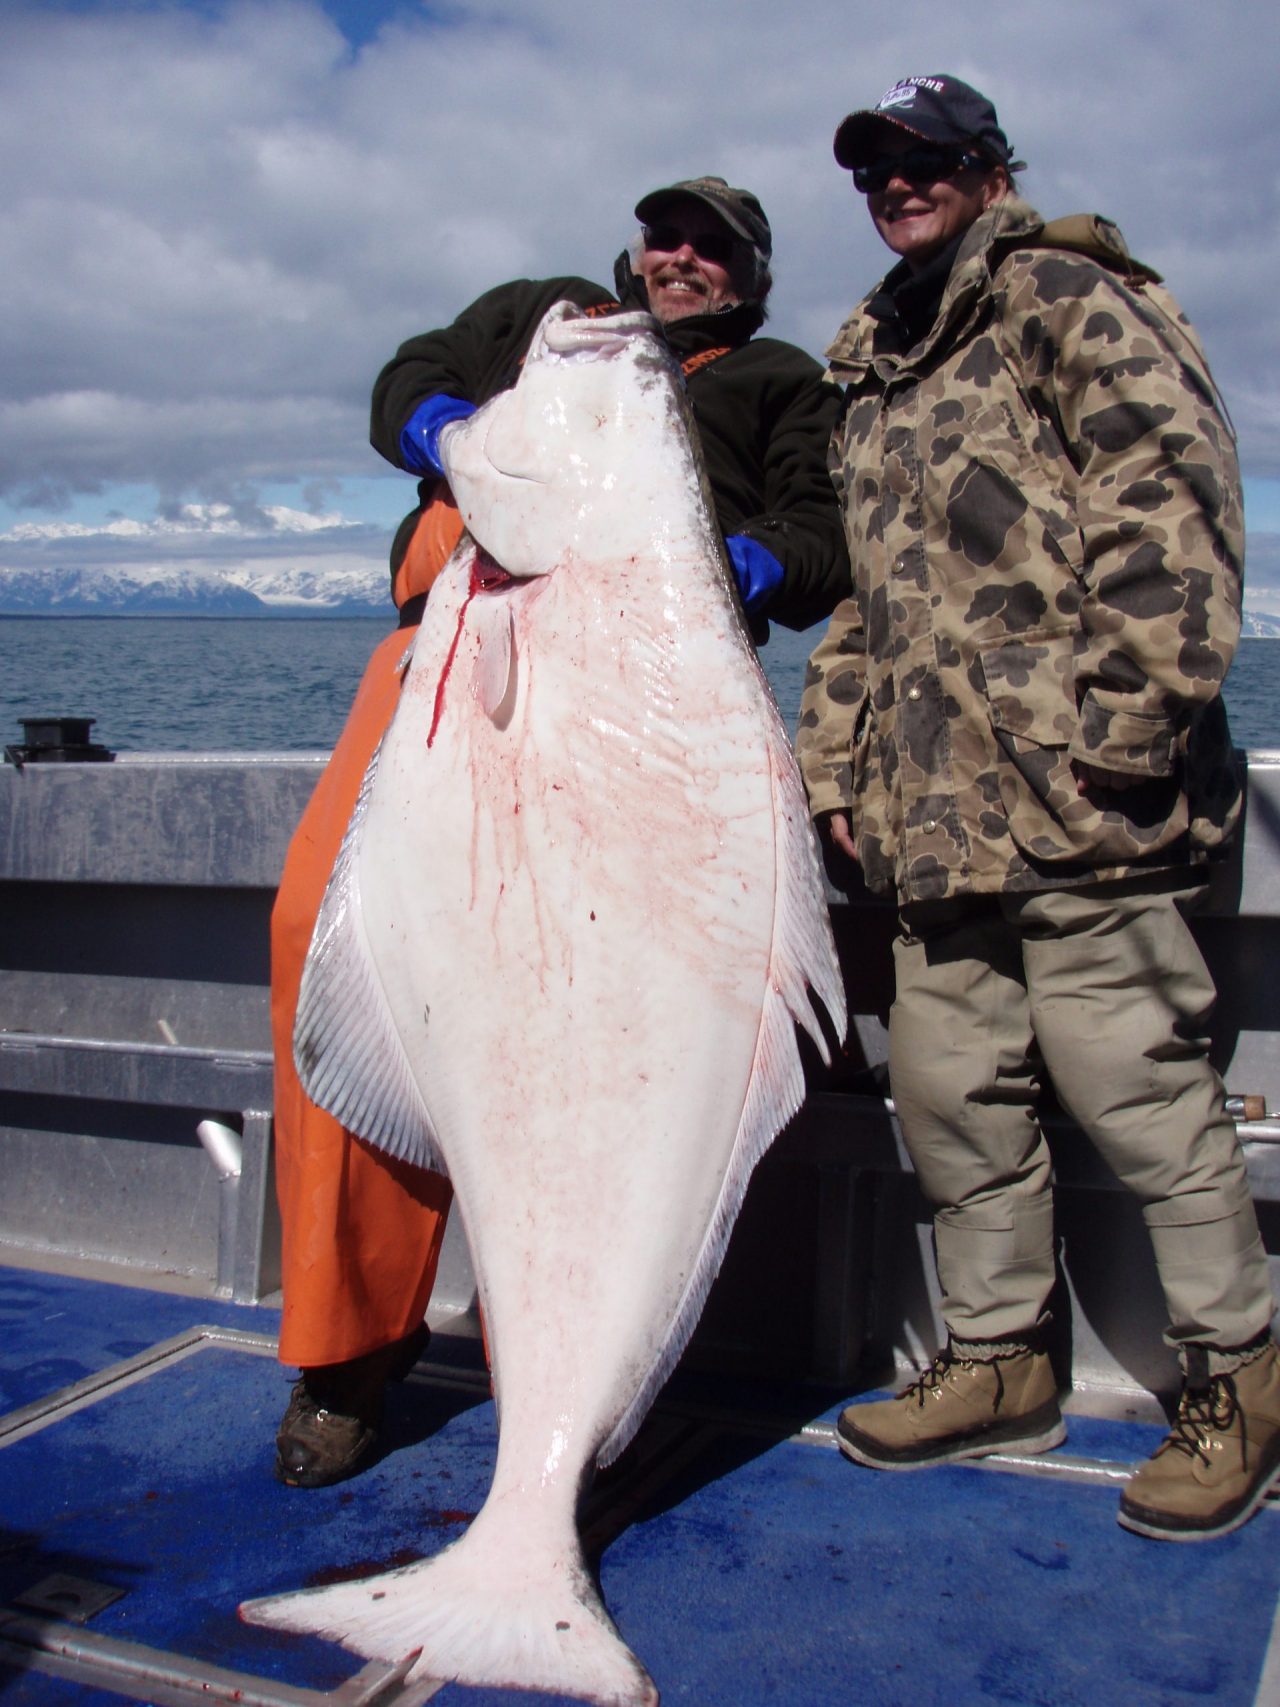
[471,596,518,727]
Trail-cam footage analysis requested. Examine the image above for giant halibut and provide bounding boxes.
[241,304,846,1704]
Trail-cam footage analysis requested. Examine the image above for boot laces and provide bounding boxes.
[1164,1373,1240,1465]
[905,1350,1006,1411]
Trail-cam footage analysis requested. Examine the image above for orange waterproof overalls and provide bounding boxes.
[271,490,463,1368]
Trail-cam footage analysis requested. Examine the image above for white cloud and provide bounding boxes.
[2,503,359,545]
[0,490,388,580]
[2,0,1278,567]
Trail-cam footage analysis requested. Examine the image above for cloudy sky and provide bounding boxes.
[3,0,1279,606]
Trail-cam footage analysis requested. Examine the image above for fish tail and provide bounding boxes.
[239,1503,658,1706]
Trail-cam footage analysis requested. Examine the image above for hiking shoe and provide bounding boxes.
[274,1321,430,1488]
[836,1344,1065,1470]
[1119,1343,1280,1542]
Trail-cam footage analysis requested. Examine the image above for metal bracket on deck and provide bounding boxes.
[0,1323,279,1449]
[0,1602,444,1707]
[14,1574,126,1623]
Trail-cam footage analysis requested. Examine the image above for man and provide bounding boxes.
[798,75,1279,1541]
[270,175,850,1487]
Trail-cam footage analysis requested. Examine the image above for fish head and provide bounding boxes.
[441,303,708,581]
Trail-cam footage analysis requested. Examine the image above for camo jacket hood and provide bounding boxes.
[797,192,1244,903]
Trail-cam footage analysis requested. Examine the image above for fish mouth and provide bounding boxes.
[472,548,513,591]
[537,304,659,361]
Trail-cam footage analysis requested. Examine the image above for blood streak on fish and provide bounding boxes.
[241,303,845,1706]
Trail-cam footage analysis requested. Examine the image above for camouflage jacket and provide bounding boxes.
[797,193,1244,904]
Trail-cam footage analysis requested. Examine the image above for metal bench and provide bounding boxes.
[0,754,323,1302]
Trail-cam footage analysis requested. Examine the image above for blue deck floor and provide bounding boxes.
[2,1263,1278,1706]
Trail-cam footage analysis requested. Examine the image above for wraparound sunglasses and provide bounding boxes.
[852,146,989,194]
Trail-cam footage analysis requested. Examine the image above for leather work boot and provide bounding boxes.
[1119,1342,1280,1541]
[836,1343,1066,1470]
[274,1321,431,1488]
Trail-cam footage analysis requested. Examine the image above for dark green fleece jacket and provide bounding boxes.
[370,270,850,636]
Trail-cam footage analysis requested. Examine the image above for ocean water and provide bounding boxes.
[1,616,1278,756]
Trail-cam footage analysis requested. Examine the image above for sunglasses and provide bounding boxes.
[852,146,988,195]
[642,222,739,266]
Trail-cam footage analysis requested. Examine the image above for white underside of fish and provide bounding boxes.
[240,306,846,1704]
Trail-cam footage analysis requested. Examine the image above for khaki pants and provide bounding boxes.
[889,876,1274,1357]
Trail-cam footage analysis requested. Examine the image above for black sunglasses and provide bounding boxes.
[852,145,988,195]
[642,222,738,267]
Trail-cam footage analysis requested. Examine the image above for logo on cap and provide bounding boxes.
[877,76,945,111]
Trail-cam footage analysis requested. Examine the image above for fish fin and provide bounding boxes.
[294,738,446,1175]
[758,702,848,1063]
[240,1507,658,1707]
[602,713,847,1463]
[471,596,518,726]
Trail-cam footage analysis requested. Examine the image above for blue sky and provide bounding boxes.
[3,0,1279,602]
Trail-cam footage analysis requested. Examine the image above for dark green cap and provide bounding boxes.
[635,177,772,261]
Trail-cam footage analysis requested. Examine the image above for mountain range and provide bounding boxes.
[3,562,1280,636]
[0,563,388,616]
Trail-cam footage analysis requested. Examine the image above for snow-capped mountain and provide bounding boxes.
[4,502,1279,628]
[0,562,389,615]
[0,502,393,614]
[227,562,389,611]
[5,563,1280,627]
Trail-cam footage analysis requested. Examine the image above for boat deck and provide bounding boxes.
[3,1262,1278,1707]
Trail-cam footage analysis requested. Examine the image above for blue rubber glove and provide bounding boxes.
[725,534,784,613]
[399,395,477,478]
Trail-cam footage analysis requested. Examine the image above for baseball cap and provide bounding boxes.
[634,177,772,261]
[833,75,1020,171]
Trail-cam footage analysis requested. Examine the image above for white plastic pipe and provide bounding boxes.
[197,1118,243,1181]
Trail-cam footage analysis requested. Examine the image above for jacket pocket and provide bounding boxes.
[979,627,1187,866]
[849,693,873,797]
[965,402,1085,579]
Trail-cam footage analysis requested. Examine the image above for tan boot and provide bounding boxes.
[1119,1342,1280,1541]
[837,1343,1065,1470]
